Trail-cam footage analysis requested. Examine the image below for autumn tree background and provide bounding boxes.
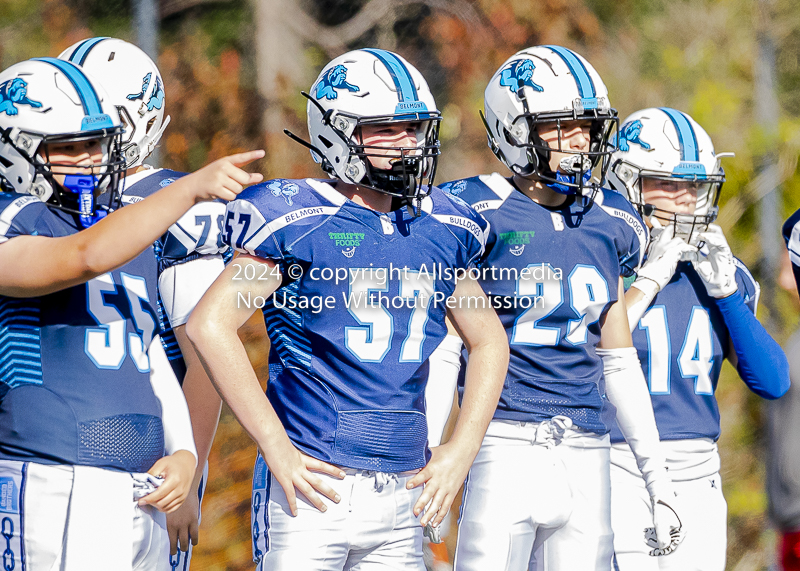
[3,0,800,568]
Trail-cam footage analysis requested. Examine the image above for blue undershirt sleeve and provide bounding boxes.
[715,293,790,400]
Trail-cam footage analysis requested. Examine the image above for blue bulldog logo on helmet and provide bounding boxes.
[499,59,543,94]
[268,180,300,206]
[315,65,360,100]
[615,120,651,152]
[127,73,164,112]
[0,78,42,116]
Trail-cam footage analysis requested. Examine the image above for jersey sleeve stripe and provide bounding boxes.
[169,222,200,251]
[431,214,486,246]
[598,203,648,267]
[0,195,41,239]
[305,179,348,205]
[238,204,341,256]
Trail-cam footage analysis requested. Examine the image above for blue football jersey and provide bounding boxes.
[441,174,647,434]
[224,178,487,472]
[783,209,800,295]
[609,260,759,443]
[121,168,232,382]
[0,193,164,472]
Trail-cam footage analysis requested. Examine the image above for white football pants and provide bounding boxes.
[0,459,169,571]
[610,442,727,571]
[454,418,614,571]
[251,454,425,570]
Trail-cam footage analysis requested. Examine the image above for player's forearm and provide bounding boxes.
[0,181,200,297]
[78,178,200,273]
[175,326,223,483]
[602,346,670,500]
[185,371,221,470]
[189,320,287,451]
[186,258,287,452]
[445,279,508,456]
[448,333,508,458]
[599,280,634,349]
[624,280,656,333]
[716,294,790,399]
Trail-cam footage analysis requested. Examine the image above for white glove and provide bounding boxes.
[634,224,696,293]
[645,497,685,556]
[691,224,738,298]
[627,225,696,331]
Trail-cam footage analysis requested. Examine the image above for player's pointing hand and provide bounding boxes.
[173,149,265,204]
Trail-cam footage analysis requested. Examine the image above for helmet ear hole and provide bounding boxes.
[145,117,156,134]
[319,136,334,149]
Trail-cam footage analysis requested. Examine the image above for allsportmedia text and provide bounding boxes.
[232,262,563,285]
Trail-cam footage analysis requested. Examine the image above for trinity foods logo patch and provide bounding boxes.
[329,232,364,247]
[499,231,534,256]
[499,231,535,245]
[329,232,365,257]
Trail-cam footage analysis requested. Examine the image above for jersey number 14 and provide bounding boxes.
[639,305,715,395]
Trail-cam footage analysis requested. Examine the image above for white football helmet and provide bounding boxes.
[300,48,441,211]
[608,108,729,243]
[59,37,169,169]
[483,45,618,195]
[0,57,124,224]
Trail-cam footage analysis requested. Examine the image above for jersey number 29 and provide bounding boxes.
[511,264,610,346]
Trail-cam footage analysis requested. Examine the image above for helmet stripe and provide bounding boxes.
[68,37,110,66]
[361,49,419,103]
[32,58,114,130]
[33,58,102,115]
[543,46,596,99]
[659,108,699,162]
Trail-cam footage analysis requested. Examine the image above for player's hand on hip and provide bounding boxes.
[183,149,265,203]
[407,442,471,528]
[635,224,696,292]
[645,497,685,556]
[691,224,738,298]
[166,486,200,555]
[261,440,346,517]
[139,449,196,513]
